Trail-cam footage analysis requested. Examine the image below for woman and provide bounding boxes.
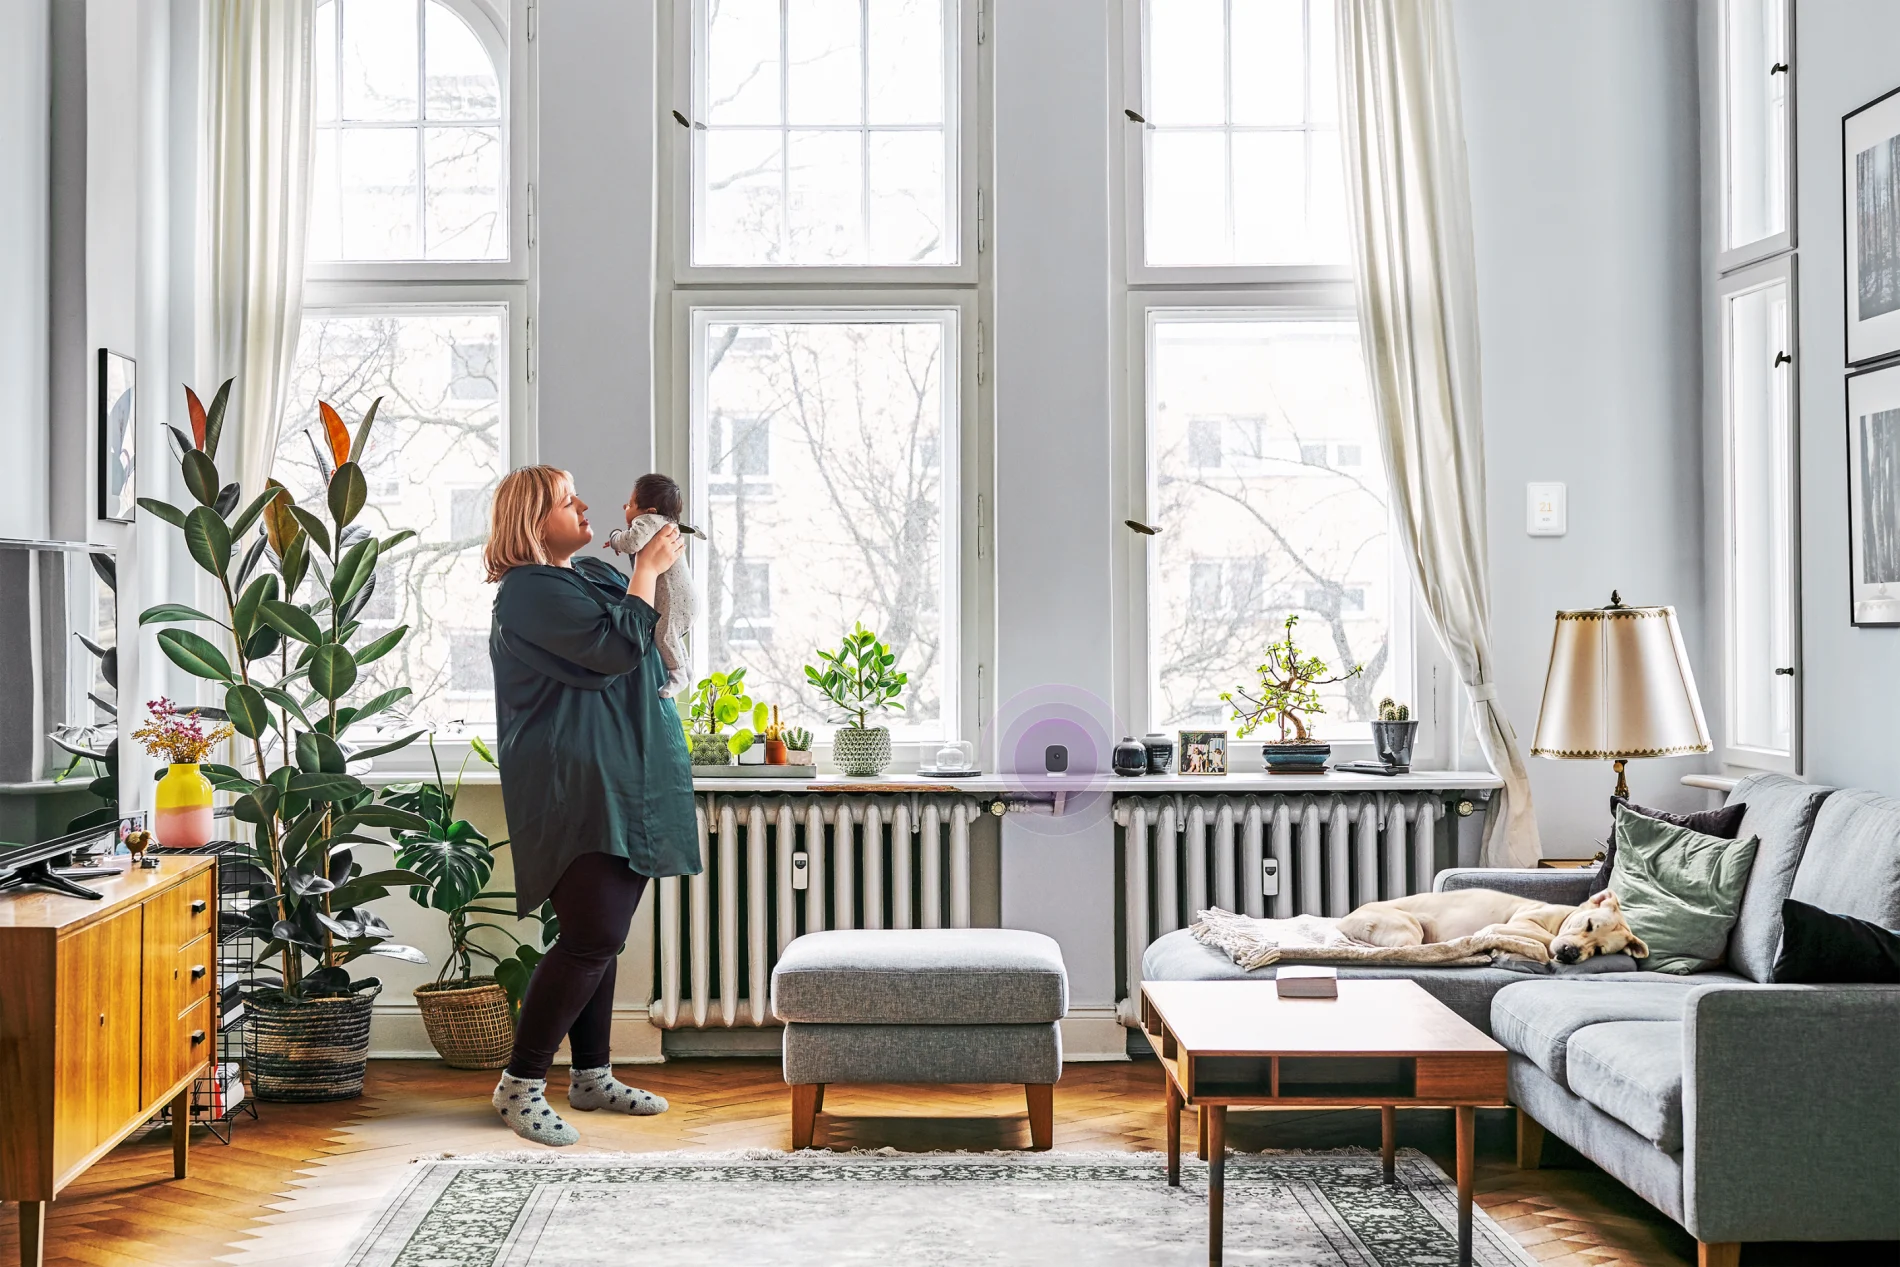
[481,465,698,1145]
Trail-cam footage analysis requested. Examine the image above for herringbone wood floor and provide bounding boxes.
[0,1059,1883,1266]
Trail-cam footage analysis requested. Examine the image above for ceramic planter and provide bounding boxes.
[1371,720,1418,770]
[832,726,891,776]
[689,733,734,767]
[1263,741,1331,774]
[764,738,788,765]
[155,762,215,848]
[785,748,815,767]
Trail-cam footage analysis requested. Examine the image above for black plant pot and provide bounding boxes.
[1371,719,1419,770]
[1263,741,1331,774]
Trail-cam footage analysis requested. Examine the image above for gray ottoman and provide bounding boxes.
[770,928,1069,1149]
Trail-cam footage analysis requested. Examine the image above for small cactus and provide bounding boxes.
[784,726,813,752]
[1378,697,1411,722]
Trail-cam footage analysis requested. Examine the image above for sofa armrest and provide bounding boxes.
[1683,983,1900,1243]
[1432,867,1593,905]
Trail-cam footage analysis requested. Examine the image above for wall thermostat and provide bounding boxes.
[1044,744,1069,775]
[1527,482,1566,536]
[1261,857,1280,898]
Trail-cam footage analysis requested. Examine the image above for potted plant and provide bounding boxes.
[138,383,433,1102]
[783,726,814,767]
[763,706,788,765]
[1222,614,1364,774]
[684,668,768,768]
[386,735,522,1069]
[805,623,906,777]
[1372,697,1419,770]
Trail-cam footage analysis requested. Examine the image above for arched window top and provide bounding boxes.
[311,0,508,262]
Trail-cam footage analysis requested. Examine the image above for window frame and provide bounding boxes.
[1716,0,1795,274]
[663,290,980,752]
[665,0,980,287]
[1715,254,1801,774]
[305,0,535,284]
[1119,0,1353,288]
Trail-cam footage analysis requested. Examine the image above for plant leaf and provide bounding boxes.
[287,771,367,801]
[137,497,188,528]
[330,537,379,608]
[335,805,430,832]
[349,396,381,463]
[348,731,425,762]
[259,685,314,728]
[225,683,271,739]
[185,384,208,449]
[259,599,324,645]
[296,730,347,774]
[184,505,233,578]
[328,461,368,530]
[347,687,411,728]
[233,572,277,642]
[262,480,299,556]
[286,866,336,896]
[228,486,277,541]
[310,644,358,700]
[354,625,408,667]
[139,602,222,627]
[289,505,332,557]
[157,629,235,682]
[364,943,428,964]
[318,401,351,468]
[202,378,233,460]
[181,449,220,507]
[212,482,241,518]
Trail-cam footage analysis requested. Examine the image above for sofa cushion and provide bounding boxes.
[1789,788,1900,932]
[1725,774,1834,982]
[771,929,1069,1025]
[1772,898,1900,983]
[1588,799,1749,897]
[1565,1021,1684,1150]
[1491,978,1716,1085]
[1608,806,1759,975]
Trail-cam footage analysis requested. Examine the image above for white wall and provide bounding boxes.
[1455,0,1709,854]
[0,0,51,541]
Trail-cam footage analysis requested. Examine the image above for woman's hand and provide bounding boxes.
[627,523,683,605]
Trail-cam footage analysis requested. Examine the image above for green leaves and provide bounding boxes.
[310,644,358,700]
[139,602,222,627]
[182,449,220,507]
[348,397,381,463]
[348,731,425,762]
[259,599,324,646]
[202,378,232,460]
[233,573,277,643]
[228,486,278,540]
[289,505,332,557]
[157,629,235,682]
[287,771,367,801]
[184,505,232,578]
[225,683,272,739]
[330,537,379,608]
[137,497,187,528]
[328,461,368,529]
[804,622,907,729]
[296,730,347,774]
[354,625,408,667]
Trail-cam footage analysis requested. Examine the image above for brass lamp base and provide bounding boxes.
[1612,758,1630,800]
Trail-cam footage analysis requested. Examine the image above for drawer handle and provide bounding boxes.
[190,899,209,914]
[191,1030,207,1045]
[191,965,208,980]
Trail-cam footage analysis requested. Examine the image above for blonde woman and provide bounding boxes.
[481,465,697,1145]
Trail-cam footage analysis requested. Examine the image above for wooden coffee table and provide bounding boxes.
[1142,979,1508,1267]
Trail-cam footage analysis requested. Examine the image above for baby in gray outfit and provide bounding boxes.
[604,473,693,698]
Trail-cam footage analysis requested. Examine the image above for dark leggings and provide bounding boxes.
[506,852,650,1080]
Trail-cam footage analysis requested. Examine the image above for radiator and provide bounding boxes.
[650,794,988,1029]
[1114,792,1451,1023]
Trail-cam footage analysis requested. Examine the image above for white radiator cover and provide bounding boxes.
[651,794,987,1030]
[1113,792,1450,1024]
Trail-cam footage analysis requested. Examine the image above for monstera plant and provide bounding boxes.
[138,381,434,1100]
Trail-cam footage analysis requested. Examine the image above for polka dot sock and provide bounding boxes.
[567,1066,669,1116]
[492,1073,580,1146]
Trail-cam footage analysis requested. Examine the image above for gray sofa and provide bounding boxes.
[1141,773,1900,1259]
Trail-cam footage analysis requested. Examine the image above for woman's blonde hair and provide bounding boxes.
[483,464,570,582]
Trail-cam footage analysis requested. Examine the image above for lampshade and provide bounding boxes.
[1531,595,1711,761]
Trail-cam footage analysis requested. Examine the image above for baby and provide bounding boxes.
[605,473,693,698]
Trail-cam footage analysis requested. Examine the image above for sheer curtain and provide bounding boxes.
[1335,0,1541,865]
[200,0,315,502]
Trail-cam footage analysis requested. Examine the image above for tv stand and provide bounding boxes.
[0,860,105,900]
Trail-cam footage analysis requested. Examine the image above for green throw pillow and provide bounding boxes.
[1607,805,1760,975]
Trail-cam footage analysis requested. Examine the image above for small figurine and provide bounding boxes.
[125,829,158,868]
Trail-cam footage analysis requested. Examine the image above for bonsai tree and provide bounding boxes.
[138,382,434,1001]
[1223,614,1364,743]
[685,667,768,760]
[805,623,906,729]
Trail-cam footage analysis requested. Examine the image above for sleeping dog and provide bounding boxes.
[1338,888,1649,965]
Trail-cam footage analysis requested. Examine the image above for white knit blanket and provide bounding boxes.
[1189,907,1548,971]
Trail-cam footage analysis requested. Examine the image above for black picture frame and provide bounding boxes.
[96,349,137,523]
[1844,359,1900,625]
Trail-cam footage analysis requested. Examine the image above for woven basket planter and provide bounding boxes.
[413,976,515,1069]
[248,988,379,1102]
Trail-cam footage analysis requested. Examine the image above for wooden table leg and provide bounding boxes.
[1207,1105,1226,1267]
[1165,1075,1182,1187]
[1197,1104,1208,1159]
[790,1084,820,1150]
[1455,1105,1475,1267]
[1381,1105,1396,1183]
[171,1085,191,1179]
[19,1200,46,1267]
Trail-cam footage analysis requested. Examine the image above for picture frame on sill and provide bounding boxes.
[1843,86,1900,366]
[97,349,136,523]
[1845,360,1900,625]
[1178,729,1227,775]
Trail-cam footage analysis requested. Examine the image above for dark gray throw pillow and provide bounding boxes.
[1588,799,1749,897]
[1772,898,1900,983]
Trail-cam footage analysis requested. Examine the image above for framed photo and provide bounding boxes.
[1178,729,1227,775]
[1846,361,1900,625]
[97,350,136,522]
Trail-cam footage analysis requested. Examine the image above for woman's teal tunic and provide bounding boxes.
[490,557,699,916]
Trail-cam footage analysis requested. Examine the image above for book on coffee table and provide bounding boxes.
[1275,965,1339,998]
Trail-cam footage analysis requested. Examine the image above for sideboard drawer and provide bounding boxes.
[144,872,215,951]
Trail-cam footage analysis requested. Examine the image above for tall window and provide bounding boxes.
[284,0,531,741]
[1718,0,1792,269]
[1718,259,1799,772]
[1121,1,1412,752]
[665,0,982,752]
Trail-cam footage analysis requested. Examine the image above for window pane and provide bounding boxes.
[1723,0,1788,250]
[1231,131,1306,262]
[1725,282,1794,755]
[315,1,338,123]
[694,0,955,267]
[425,1,500,120]
[695,313,954,739]
[1147,0,1224,127]
[282,308,508,735]
[1148,316,1396,735]
[341,0,419,122]
[423,125,504,259]
[1147,131,1227,266]
[339,128,420,259]
[1230,0,1303,126]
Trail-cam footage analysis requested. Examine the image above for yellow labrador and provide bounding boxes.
[1338,888,1649,965]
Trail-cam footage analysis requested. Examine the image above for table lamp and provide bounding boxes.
[1530,592,1711,799]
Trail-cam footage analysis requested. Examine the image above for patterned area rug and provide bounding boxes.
[343,1148,1539,1266]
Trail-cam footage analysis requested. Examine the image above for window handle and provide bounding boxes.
[1124,108,1150,126]
[1774,351,1792,366]
[1770,62,1789,74]
[1775,666,1795,676]
[671,109,703,131]
[1124,519,1161,536]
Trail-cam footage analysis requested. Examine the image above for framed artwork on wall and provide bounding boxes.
[1845,361,1900,625]
[97,349,136,522]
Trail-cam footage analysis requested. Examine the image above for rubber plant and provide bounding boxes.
[137,382,434,1002]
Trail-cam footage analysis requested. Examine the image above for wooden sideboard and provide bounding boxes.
[0,856,217,1267]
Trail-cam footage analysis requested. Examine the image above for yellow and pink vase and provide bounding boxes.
[154,762,216,849]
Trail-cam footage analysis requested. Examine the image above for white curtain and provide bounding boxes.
[200,0,315,502]
[1335,0,1541,866]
